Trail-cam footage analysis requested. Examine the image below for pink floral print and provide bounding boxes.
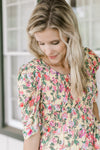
[17,48,100,150]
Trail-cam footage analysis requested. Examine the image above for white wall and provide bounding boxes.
[0,134,23,150]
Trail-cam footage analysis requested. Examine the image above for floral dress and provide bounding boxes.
[17,47,100,150]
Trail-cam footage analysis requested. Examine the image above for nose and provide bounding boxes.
[44,44,53,56]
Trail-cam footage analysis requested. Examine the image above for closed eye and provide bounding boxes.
[37,40,60,45]
[38,42,45,45]
[51,41,60,45]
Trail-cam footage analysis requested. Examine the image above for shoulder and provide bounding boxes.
[84,47,100,74]
[84,47,100,65]
[17,58,42,82]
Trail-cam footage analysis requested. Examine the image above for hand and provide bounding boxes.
[93,102,100,121]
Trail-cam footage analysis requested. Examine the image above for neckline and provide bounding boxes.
[40,58,70,77]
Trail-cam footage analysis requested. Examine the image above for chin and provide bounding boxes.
[49,59,61,66]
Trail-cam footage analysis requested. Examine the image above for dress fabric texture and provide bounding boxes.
[17,47,100,150]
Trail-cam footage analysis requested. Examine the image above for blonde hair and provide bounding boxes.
[27,0,88,98]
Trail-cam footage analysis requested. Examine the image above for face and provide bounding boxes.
[34,28,67,66]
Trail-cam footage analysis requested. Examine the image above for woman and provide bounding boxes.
[17,0,100,149]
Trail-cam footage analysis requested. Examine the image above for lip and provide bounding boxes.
[49,55,58,59]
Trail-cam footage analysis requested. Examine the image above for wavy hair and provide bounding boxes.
[27,0,88,98]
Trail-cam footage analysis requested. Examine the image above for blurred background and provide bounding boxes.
[0,0,100,149]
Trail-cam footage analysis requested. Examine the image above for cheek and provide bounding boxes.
[39,45,44,52]
[57,44,66,53]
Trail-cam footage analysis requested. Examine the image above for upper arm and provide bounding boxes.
[17,64,41,140]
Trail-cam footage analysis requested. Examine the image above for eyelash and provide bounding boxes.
[52,41,60,45]
[39,43,44,45]
[38,41,60,45]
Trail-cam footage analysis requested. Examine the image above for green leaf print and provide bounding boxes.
[74,139,79,145]
[73,119,77,126]
[56,90,61,99]
[76,110,80,119]
[23,85,29,89]
[60,76,64,81]
[42,139,46,144]
[51,92,54,96]
[31,83,35,88]
[68,134,72,138]
[65,136,69,140]
[24,74,28,79]
[50,147,55,150]
[58,114,61,121]
[25,109,29,115]
[68,92,71,98]
[18,74,21,80]
[95,134,100,140]
[57,95,61,99]
[43,80,46,85]
[33,71,36,76]
[67,107,71,113]
[82,96,86,101]
[42,102,47,108]
[59,140,62,144]
[68,141,71,147]
[27,90,32,93]
[51,142,54,146]
[25,66,28,70]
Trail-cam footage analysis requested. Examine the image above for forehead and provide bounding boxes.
[34,28,60,41]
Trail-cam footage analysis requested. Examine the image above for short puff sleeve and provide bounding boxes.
[17,64,41,140]
[85,47,100,77]
[85,47,100,101]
